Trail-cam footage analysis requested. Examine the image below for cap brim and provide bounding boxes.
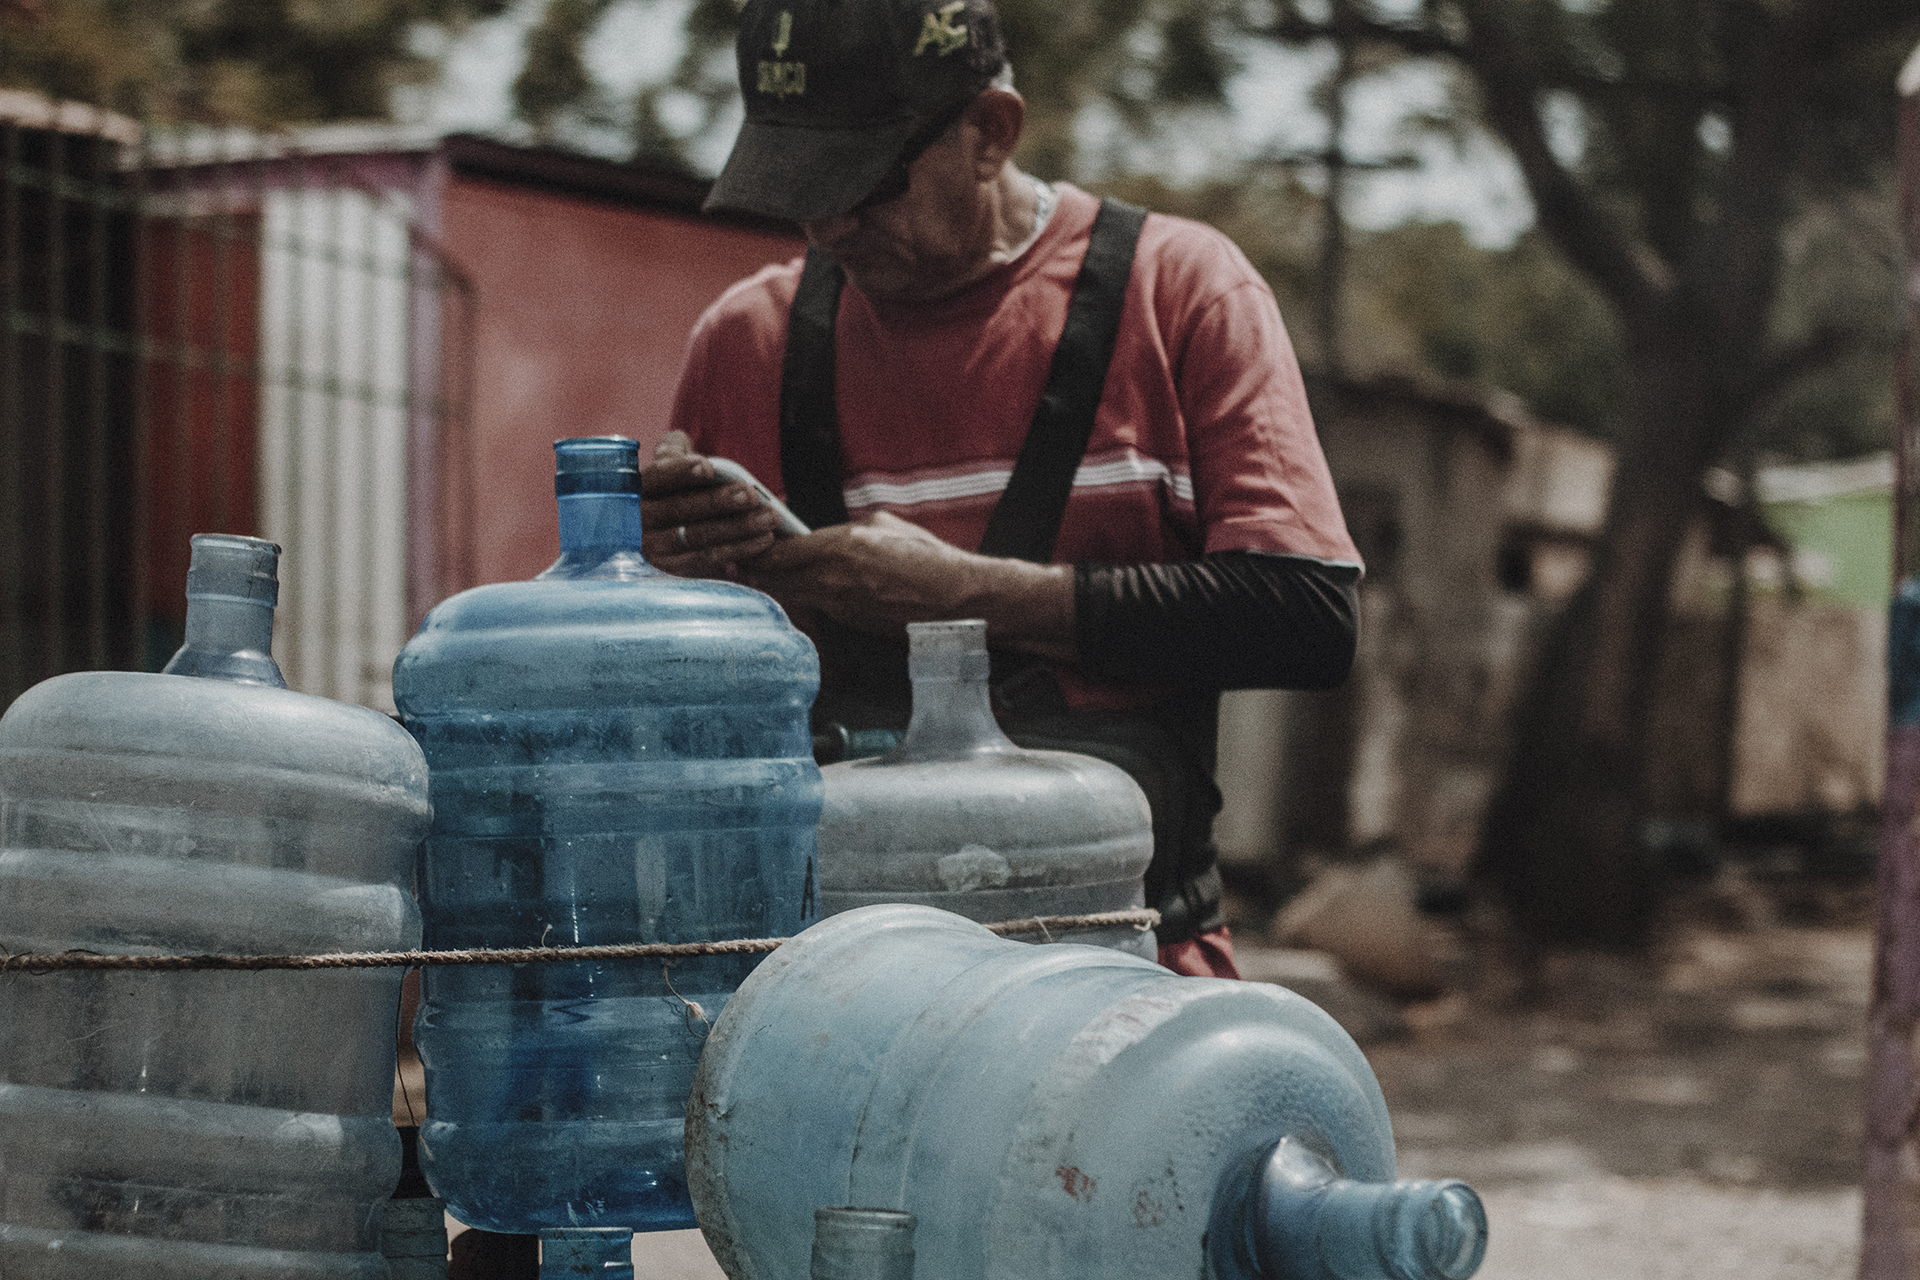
[704,115,921,223]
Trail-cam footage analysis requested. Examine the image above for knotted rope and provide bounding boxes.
[0,908,1160,975]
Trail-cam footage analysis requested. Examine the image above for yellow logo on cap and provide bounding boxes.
[913,1,968,56]
[760,11,804,97]
[758,59,807,96]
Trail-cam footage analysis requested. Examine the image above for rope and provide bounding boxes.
[0,909,1160,975]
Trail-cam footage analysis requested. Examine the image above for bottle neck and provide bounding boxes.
[558,490,643,551]
[541,491,657,581]
[538,1228,634,1280]
[164,594,286,688]
[1242,1138,1487,1280]
[161,535,288,688]
[894,669,1015,760]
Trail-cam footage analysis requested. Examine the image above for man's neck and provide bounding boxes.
[896,165,1041,304]
[976,166,1042,274]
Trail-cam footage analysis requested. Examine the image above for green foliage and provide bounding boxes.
[1244,0,1920,464]
[1757,182,1904,462]
[513,0,611,137]
[0,0,509,122]
[1353,221,1630,438]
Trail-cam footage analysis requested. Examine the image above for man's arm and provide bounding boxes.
[640,433,1078,659]
[641,440,1358,687]
[1076,552,1358,690]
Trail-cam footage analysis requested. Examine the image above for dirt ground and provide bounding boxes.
[1238,866,1875,1280]
[465,865,1878,1279]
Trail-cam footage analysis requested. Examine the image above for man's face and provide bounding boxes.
[798,116,994,304]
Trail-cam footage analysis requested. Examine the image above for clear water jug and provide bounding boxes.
[393,435,821,1235]
[818,620,1153,956]
[0,533,430,1279]
[688,904,1487,1280]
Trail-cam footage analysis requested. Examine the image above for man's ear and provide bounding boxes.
[964,87,1024,177]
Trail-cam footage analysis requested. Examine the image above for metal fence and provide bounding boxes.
[0,95,472,713]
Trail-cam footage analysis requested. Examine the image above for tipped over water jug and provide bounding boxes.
[688,905,1486,1280]
[817,620,1153,956]
[0,533,430,1279]
[393,435,822,1235]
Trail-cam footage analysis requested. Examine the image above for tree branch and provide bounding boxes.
[1251,0,1673,323]
[1251,12,1459,59]
[1791,0,1920,75]
[1452,0,1671,324]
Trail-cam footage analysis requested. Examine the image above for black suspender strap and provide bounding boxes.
[777,198,1149,558]
[778,247,852,531]
[977,198,1148,562]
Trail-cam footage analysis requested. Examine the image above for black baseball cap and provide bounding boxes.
[704,0,1007,223]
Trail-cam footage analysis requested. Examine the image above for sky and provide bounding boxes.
[397,0,1535,248]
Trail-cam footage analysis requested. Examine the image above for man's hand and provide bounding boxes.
[639,432,781,574]
[747,511,1078,663]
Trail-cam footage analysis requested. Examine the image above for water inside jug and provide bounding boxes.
[394,436,821,1235]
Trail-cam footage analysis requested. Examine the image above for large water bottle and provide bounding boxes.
[817,620,1153,956]
[0,533,429,1279]
[393,435,821,1235]
[688,905,1487,1280]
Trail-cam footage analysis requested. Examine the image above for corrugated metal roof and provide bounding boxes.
[0,88,139,146]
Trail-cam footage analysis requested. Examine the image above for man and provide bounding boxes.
[642,0,1360,978]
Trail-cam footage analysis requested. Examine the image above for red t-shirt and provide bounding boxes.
[667,183,1358,704]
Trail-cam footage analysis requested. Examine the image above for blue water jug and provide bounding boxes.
[818,620,1153,956]
[688,905,1486,1280]
[0,533,429,1279]
[393,435,821,1235]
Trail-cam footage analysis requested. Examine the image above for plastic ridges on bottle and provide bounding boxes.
[687,904,1488,1280]
[379,1199,451,1280]
[0,533,429,1279]
[816,620,1155,956]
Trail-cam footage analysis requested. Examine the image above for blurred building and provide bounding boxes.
[1216,379,1892,903]
[0,98,801,712]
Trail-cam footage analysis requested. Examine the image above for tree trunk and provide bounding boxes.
[1477,318,1716,946]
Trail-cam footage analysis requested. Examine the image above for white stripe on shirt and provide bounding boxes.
[842,448,1194,513]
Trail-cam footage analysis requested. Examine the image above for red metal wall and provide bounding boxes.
[142,214,263,632]
[440,174,803,588]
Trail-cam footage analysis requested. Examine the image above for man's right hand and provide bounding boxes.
[640,432,781,575]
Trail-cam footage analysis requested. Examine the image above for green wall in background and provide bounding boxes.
[1762,489,1892,608]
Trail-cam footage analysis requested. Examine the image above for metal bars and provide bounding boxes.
[0,115,140,709]
[0,103,471,713]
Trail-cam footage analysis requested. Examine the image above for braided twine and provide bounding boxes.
[0,908,1160,975]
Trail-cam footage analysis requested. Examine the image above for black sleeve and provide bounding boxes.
[1072,550,1360,691]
